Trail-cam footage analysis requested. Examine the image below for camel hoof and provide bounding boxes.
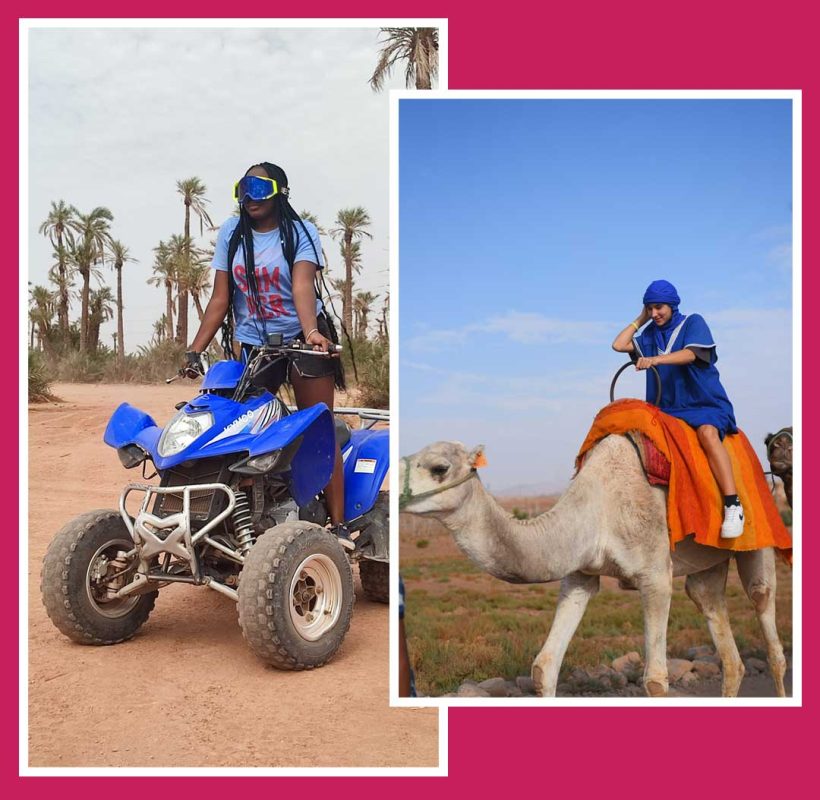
[645,679,668,697]
[532,665,545,695]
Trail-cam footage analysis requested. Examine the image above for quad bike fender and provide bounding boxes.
[343,428,389,521]
[260,404,336,508]
[103,403,162,454]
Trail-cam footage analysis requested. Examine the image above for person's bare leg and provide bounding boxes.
[290,370,344,525]
[697,424,736,495]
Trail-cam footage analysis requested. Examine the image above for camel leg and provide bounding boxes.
[532,572,599,697]
[736,549,788,697]
[638,561,673,697]
[685,560,745,696]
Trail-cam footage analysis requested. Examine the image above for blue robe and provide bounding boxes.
[634,313,737,437]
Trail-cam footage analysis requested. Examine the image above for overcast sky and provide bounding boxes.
[26,25,423,350]
[400,98,795,492]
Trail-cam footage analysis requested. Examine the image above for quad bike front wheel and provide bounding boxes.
[41,509,157,645]
[238,521,354,669]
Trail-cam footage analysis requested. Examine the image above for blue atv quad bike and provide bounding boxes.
[41,336,389,669]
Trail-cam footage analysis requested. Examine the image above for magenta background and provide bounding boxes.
[8,1,813,795]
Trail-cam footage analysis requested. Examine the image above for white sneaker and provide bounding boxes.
[720,504,745,539]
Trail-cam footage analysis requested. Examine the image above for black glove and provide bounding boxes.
[180,350,205,379]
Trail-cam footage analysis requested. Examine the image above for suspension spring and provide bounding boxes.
[232,490,256,556]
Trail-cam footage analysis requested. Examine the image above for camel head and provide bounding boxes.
[764,427,793,475]
[399,441,487,515]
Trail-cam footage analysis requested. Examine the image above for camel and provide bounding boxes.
[765,427,793,508]
[399,437,788,698]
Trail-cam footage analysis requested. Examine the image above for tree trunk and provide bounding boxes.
[165,281,174,340]
[39,324,55,359]
[56,233,69,333]
[343,233,354,335]
[177,205,191,345]
[176,288,189,345]
[116,265,124,362]
[89,320,100,353]
[80,268,90,353]
[192,291,205,322]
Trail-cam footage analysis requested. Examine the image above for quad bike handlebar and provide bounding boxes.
[167,340,343,383]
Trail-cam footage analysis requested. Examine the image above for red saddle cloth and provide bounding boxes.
[575,399,792,555]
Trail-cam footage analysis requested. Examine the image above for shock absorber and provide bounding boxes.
[232,490,256,556]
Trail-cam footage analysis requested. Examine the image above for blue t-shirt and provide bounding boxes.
[634,313,738,436]
[212,216,324,344]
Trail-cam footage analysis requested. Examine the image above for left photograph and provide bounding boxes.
[25,22,440,770]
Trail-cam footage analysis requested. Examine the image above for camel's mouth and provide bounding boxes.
[769,460,792,474]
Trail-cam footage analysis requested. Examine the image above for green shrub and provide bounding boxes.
[345,337,388,408]
[28,350,56,402]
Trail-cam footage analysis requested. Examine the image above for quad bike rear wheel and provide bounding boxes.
[238,521,354,669]
[41,509,157,645]
[358,560,389,604]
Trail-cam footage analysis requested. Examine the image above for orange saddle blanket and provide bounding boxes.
[576,399,792,553]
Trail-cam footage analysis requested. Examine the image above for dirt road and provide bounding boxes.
[27,383,438,768]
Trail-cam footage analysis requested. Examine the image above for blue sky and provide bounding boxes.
[399,99,793,493]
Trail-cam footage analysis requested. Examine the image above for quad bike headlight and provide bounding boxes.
[158,411,214,457]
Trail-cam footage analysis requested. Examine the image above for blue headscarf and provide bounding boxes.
[642,280,686,351]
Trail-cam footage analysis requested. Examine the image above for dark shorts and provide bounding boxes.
[239,315,342,392]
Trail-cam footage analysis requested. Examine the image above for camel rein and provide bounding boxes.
[399,457,478,510]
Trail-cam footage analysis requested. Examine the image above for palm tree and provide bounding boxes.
[165,234,202,334]
[68,207,114,353]
[300,210,331,268]
[188,257,212,322]
[353,290,376,340]
[29,285,57,356]
[377,292,390,342]
[331,208,372,335]
[151,315,168,347]
[47,249,75,342]
[176,178,214,345]
[149,240,176,341]
[108,240,136,363]
[370,28,439,91]
[87,286,115,353]
[38,200,77,334]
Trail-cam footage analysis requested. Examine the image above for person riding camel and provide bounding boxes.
[612,279,744,539]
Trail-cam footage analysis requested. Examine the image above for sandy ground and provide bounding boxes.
[27,383,438,769]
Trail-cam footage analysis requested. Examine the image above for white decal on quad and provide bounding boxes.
[354,458,377,474]
[209,408,259,443]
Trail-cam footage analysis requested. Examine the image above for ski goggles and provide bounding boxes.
[233,175,283,204]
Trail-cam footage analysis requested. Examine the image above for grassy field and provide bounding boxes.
[400,497,793,697]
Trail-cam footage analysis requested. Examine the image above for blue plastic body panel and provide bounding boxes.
[202,360,244,390]
[102,394,336,509]
[103,403,162,455]
[341,428,389,520]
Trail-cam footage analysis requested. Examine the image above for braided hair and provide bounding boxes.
[222,162,345,387]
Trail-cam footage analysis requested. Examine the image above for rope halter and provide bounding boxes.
[399,456,479,510]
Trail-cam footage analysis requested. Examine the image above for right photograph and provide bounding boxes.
[397,95,797,701]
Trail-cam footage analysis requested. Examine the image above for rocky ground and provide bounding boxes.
[443,646,792,698]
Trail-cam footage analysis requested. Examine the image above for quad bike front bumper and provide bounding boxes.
[114,482,240,600]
